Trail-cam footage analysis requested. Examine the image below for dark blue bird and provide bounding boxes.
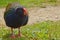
[4,3,28,38]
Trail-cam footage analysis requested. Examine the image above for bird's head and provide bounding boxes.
[15,7,28,16]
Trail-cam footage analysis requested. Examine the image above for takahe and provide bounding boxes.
[4,3,28,38]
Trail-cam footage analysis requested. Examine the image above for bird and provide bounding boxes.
[4,3,28,38]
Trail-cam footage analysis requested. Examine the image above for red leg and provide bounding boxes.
[10,28,15,38]
[17,27,21,37]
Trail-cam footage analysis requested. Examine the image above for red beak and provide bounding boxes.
[23,8,28,15]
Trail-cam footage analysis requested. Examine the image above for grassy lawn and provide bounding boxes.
[0,0,60,40]
[0,20,60,40]
[0,0,60,8]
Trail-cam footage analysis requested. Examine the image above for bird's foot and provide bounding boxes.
[10,35,16,38]
[17,34,21,38]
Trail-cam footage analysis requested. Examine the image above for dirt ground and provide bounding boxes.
[0,6,60,26]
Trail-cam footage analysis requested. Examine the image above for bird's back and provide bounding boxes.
[4,3,23,17]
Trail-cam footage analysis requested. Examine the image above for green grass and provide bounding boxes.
[0,20,60,40]
[0,0,60,8]
[0,0,60,40]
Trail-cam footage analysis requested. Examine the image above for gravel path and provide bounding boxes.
[0,6,60,26]
[28,6,60,24]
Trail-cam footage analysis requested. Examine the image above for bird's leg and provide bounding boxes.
[17,27,21,37]
[10,28,15,38]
